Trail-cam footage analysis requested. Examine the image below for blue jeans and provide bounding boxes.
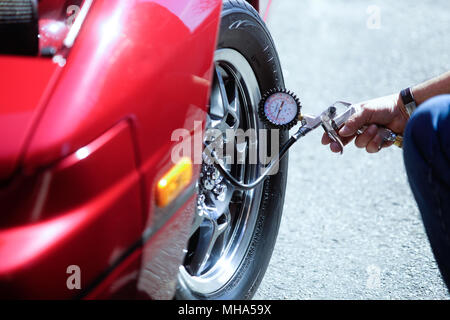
[403,94,450,290]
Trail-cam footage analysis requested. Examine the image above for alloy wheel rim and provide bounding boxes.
[179,48,263,295]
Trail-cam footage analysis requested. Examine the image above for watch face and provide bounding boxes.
[259,88,301,129]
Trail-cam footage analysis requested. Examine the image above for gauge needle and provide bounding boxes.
[275,101,285,121]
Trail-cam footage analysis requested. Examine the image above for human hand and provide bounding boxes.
[321,93,409,153]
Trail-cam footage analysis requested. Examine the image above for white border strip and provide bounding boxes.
[63,0,94,48]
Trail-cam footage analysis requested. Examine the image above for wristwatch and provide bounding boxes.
[400,87,417,117]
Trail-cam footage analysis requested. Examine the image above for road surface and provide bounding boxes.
[255,0,450,299]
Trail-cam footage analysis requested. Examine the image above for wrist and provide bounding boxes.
[396,92,410,121]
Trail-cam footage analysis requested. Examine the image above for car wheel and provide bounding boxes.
[176,0,288,300]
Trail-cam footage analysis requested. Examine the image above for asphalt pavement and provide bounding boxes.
[254,0,450,299]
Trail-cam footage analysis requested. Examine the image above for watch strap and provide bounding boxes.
[400,87,417,117]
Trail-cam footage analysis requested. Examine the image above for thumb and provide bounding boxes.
[339,105,373,137]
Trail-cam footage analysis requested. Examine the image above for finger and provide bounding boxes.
[330,142,341,153]
[323,132,354,146]
[366,131,385,153]
[322,132,332,145]
[339,105,373,137]
[329,135,356,153]
[354,124,378,149]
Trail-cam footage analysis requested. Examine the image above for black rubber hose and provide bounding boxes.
[212,136,298,191]
[0,0,39,56]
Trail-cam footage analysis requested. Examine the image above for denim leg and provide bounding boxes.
[403,94,450,289]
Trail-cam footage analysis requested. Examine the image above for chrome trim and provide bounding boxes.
[63,0,94,48]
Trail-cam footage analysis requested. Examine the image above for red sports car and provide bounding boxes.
[0,0,288,299]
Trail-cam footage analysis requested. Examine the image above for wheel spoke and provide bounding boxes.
[229,81,240,117]
[210,65,241,135]
[189,214,229,276]
[209,65,228,120]
[224,81,240,132]
[190,207,205,237]
[235,140,247,165]
[215,208,232,256]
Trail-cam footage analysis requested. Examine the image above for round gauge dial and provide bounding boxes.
[259,88,301,129]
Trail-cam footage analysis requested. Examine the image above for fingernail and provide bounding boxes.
[339,125,350,136]
[331,142,340,153]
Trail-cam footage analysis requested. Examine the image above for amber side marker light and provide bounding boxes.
[156,157,193,207]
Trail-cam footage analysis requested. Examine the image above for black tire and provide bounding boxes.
[176,0,288,300]
[0,0,39,56]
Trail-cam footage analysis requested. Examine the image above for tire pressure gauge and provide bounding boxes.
[259,88,302,129]
[214,88,401,191]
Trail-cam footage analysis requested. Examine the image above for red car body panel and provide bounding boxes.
[0,57,59,181]
[0,0,263,299]
[0,120,143,298]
